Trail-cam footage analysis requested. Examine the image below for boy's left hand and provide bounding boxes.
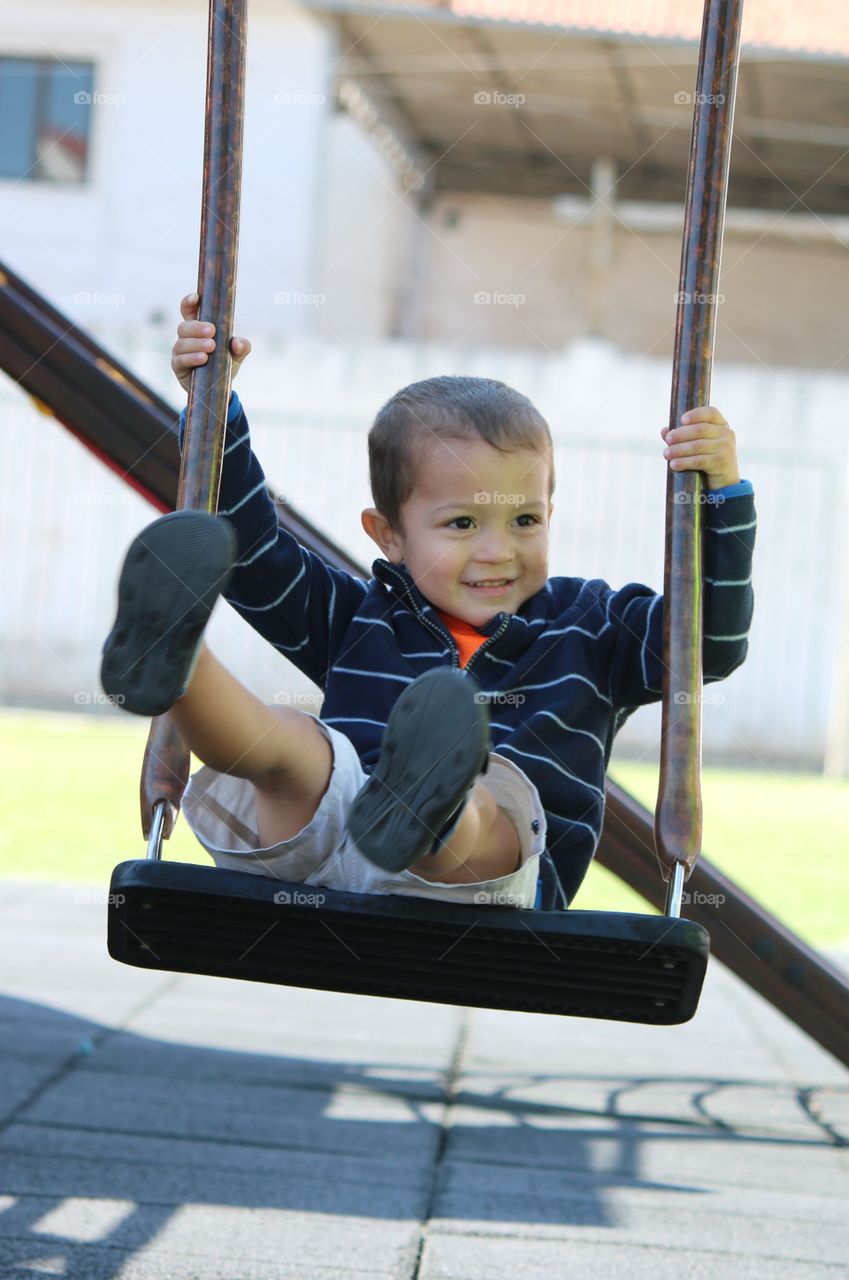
[660,406,740,491]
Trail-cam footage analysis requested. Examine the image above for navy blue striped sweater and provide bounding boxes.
[183,392,756,908]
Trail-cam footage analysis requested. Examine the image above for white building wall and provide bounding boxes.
[0,0,333,335]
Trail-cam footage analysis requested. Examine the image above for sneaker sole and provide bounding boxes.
[100,510,237,717]
[347,668,490,874]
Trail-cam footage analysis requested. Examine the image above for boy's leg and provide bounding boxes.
[102,511,332,846]
[347,668,523,882]
[169,644,332,846]
[406,780,521,884]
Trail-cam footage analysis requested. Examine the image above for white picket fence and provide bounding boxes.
[1,331,847,769]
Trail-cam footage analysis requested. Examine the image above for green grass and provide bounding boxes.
[1,708,847,948]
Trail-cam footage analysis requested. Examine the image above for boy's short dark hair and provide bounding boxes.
[368,375,555,528]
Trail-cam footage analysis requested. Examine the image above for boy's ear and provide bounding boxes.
[361,508,404,562]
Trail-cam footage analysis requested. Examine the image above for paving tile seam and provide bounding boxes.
[410,1010,471,1280]
[437,1156,849,1196]
[5,1117,438,1159]
[72,1062,452,1105]
[434,1172,849,1219]
[453,1098,825,1138]
[1,1131,434,1177]
[0,968,186,1138]
[423,1225,849,1267]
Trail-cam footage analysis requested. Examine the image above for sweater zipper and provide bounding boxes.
[381,564,461,669]
[465,614,510,678]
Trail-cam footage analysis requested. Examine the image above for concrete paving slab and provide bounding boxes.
[18,1068,445,1161]
[1,877,848,1280]
[418,1233,847,1279]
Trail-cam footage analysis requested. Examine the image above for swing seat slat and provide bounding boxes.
[108,860,709,1024]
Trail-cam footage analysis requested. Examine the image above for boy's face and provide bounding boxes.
[366,436,553,627]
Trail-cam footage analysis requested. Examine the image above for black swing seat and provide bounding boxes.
[108,860,709,1024]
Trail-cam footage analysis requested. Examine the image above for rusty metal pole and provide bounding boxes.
[656,0,744,911]
[139,0,247,841]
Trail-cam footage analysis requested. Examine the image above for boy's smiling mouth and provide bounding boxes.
[464,577,515,590]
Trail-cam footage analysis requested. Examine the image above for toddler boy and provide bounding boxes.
[101,295,756,911]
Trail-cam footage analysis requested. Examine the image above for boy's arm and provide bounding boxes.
[179,391,369,689]
[607,481,756,708]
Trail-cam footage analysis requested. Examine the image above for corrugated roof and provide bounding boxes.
[446,0,849,59]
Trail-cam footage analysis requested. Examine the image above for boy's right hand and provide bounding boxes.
[171,293,252,394]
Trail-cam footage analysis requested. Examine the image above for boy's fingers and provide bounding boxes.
[176,320,215,338]
[180,293,200,318]
[230,336,251,356]
[681,405,726,425]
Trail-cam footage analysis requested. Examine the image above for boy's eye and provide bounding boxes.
[447,516,474,530]
[516,513,541,527]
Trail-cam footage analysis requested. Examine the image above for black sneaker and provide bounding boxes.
[101,510,237,716]
[347,667,490,874]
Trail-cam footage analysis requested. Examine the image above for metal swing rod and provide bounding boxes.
[140,0,247,846]
[658,0,744,912]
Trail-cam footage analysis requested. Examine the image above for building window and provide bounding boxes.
[0,56,94,183]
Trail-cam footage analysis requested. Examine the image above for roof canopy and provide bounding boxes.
[304,0,849,211]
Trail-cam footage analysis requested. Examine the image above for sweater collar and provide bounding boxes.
[373,558,509,639]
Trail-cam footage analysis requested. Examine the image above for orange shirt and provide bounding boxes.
[436,610,488,668]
